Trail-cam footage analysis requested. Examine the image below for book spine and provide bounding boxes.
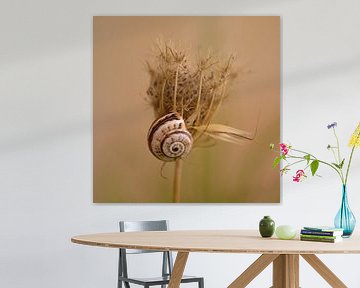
[300,234,337,240]
[300,237,337,243]
[301,230,336,236]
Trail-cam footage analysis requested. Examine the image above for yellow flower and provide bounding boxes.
[349,122,360,147]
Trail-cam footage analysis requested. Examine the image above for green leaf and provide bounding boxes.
[272,156,282,168]
[310,160,319,176]
[332,159,345,169]
[339,158,345,169]
[332,163,341,169]
[304,154,311,164]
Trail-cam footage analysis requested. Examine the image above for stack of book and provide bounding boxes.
[300,226,344,243]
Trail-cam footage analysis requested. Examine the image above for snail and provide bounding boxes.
[147,112,193,161]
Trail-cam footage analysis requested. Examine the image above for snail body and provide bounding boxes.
[147,112,193,162]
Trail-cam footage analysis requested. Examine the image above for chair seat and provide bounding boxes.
[119,274,203,286]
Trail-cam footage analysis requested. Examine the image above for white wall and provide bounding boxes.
[1,0,360,287]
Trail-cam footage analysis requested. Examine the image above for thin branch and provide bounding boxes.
[173,159,183,203]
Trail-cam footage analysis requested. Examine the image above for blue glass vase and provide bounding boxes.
[334,185,356,237]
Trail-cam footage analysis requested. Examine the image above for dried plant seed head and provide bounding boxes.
[147,42,234,125]
[146,41,254,161]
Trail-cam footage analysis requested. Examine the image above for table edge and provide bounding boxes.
[71,235,360,255]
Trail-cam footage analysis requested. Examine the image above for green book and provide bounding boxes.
[300,235,342,243]
[303,226,343,233]
[300,234,340,240]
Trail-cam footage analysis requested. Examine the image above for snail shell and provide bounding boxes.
[147,112,193,162]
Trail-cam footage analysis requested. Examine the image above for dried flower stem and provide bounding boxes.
[173,63,181,112]
[195,71,204,125]
[173,158,183,203]
[211,81,227,121]
[204,90,216,124]
[193,89,217,144]
[160,79,167,114]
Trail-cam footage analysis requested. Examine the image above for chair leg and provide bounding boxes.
[198,278,204,288]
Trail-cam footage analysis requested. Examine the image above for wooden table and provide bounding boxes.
[71,230,360,288]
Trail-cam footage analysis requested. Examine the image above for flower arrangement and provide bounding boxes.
[270,122,360,185]
[271,122,360,236]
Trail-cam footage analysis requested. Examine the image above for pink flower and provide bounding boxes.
[279,143,289,155]
[293,170,306,182]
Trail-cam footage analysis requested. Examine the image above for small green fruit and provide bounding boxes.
[275,225,297,240]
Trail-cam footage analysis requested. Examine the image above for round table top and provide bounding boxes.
[71,230,360,254]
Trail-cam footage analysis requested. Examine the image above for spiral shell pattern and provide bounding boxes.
[147,112,193,161]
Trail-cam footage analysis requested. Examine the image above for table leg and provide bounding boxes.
[168,252,189,288]
[228,253,348,288]
[228,254,279,288]
[272,254,299,288]
[301,254,347,288]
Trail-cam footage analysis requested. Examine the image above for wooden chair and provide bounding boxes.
[118,220,204,288]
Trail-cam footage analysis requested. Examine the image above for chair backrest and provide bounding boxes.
[119,220,169,254]
[118,220,174,281]
[120,220,168,232]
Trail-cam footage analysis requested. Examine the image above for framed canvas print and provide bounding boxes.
[93,16,280,203]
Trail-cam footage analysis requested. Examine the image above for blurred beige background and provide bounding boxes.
[93,16,280,203]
